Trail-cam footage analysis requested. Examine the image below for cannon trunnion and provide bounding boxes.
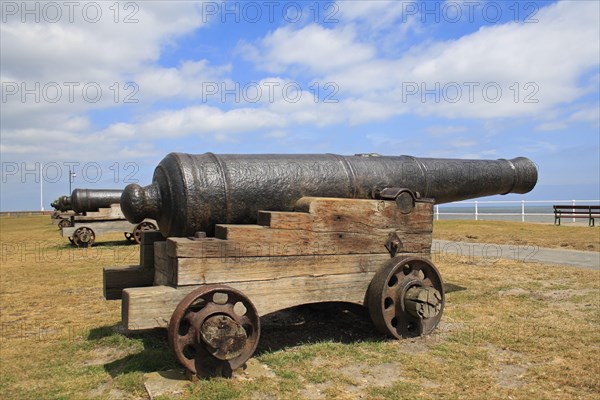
[106,153,538,379]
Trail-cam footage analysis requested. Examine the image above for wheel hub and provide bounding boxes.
[403,285,442,319]
[199,315,247,360]
[367,256,445,338]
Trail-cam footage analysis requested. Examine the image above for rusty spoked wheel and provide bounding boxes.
[132,221,157,244]
[58,218,73,229]
[168,285,260,378]
[367,256,444,339]
[72,227,95,248]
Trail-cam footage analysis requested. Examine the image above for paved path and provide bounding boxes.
[432,240,600,270]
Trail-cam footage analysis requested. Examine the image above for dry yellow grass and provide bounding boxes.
[0,216,598,399]
[433,220,600,252]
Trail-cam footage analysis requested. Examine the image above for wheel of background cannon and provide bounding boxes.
[58,219,73,228]
[367,256,444,339]
[131,221,157,244]
[124,232,136,243]
[72,227,95,248]
[68,237,75,245]
[168,285,260,378]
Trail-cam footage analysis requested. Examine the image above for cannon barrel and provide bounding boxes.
[60,189,123,213]
[51,195,71,212]
[122,153,537,237]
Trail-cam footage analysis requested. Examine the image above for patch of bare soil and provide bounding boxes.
[234,358,276,381]
[83,346,137,367]
[88,381,127,399]
[485,344,528,389]
[300,361,406,399]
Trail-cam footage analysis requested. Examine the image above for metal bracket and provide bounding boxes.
[373,187,418,214]
[385,232,403,257]
[188,231,207,241]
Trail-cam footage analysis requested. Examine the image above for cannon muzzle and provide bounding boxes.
[122,153,537,237]
[51,195,71,212]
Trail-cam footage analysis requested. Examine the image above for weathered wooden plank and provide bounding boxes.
[172,253,396,286]
[168,232,430,259]
[140,230,165,269]
[74,204,125,221]
[123,272,381,330]
[293,197,433,233]
[257,210,314,230]
[166,237,233,258]
[214,225,431,256]
[61,220,137,237]
[140,245,154,269]
[154,242,174,285]
[141,230,165,245]
[103,265,154,300]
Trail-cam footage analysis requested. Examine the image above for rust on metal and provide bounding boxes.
[367,256,445,339]
[72,227,95,248]
[121,153,538,237]
[199,315,247,360]
[385,232,403,257]
[168,285,260,378]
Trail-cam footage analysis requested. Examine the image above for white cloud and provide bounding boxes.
[0,2,213,130]
[242,24,375,74]
[2,0,599,170]
[246,1,599,120]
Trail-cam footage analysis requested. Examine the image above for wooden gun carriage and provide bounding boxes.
[103,152,537,378]
[59,204,157,247]
[104,193,443,378]
[52,190,156,247]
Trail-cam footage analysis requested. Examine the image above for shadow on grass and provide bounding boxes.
[54,239,136,250]
[90,302,387,376]
[444,282,467,293]
[93,240,138,248]
[88,326,178,377]
[257,302,386,355]
[90,290,470,376]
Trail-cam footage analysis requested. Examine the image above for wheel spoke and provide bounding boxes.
[368,256,444,339]
[168,285,260,377]
[177,332,195,348]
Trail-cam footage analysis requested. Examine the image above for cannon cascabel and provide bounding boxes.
[121,153,537,237]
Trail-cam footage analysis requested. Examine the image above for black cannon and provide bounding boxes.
[122,153,537,237]
[50,195,71,212]
[51,189,123,213]
[109,152,538,378]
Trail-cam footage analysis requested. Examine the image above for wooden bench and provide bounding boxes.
[553,205,600,227]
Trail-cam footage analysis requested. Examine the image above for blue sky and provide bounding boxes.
[1,0,599,211]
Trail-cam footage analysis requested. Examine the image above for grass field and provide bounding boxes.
[0,216,598,399]
[433,220,600,252]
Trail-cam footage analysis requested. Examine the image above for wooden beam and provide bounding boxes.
[123,272,379,330]
[103,265,154,300]
[213,225,431,256]
[140,230,165,269]
[172,253,393,286]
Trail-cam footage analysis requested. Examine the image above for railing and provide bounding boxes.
[434,200,600,223]
[0,211,53,217]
